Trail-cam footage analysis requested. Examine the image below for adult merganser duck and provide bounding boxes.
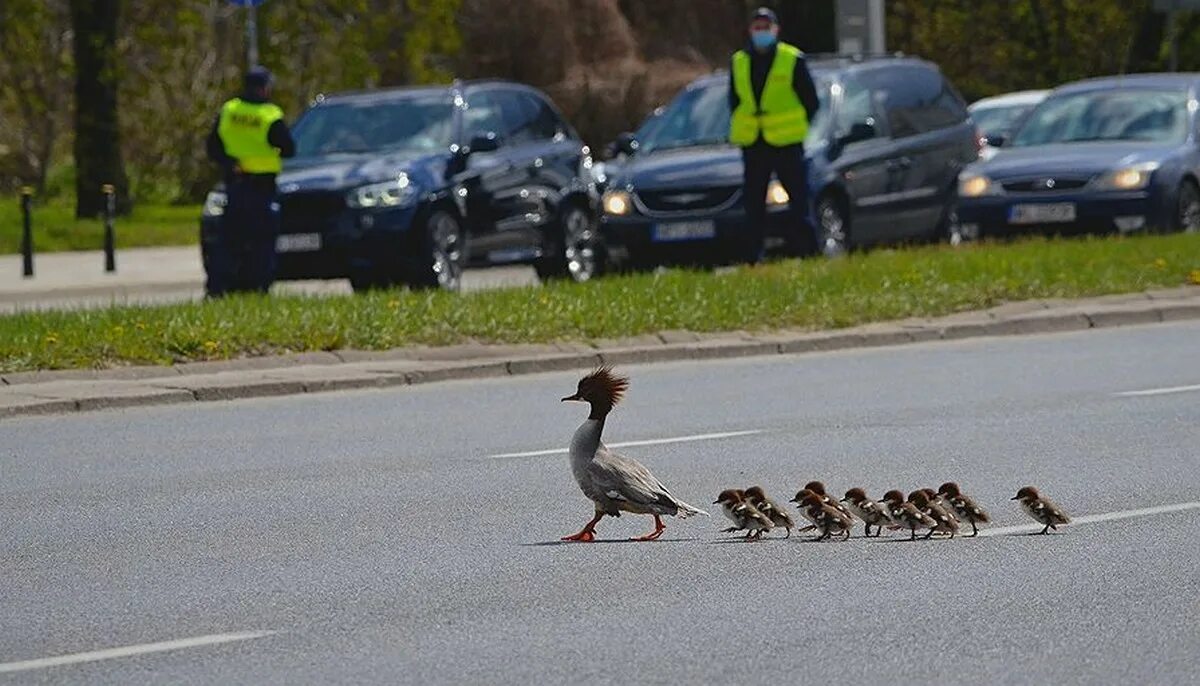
[560,367,707,542]
[744,485,795,538]
[937,482,991,537]
[1012,486,1070,534]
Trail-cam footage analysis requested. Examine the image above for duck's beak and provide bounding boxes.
[1010,495,1020,500]
[561,393,582,402]
[712,499,721,505]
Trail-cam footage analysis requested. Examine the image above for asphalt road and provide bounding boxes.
[3,322,1200,684]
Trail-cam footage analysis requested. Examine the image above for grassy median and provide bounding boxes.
[3,232,1200,372]
[0,199,199,254]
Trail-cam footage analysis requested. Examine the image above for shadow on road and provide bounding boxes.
[522,537,702,546]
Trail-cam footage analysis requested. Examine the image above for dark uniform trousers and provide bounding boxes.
[740,140,817,263]
[204,174,280,296]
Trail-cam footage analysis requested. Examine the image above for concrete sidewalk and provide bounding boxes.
[0,246,537,311]
[2,286,1198,419]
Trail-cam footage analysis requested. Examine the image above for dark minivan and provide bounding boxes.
[598,55,978,264]
[201,80,603,291]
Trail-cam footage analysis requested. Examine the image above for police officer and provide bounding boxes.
[205,66,295,296]
[729,7,820,263]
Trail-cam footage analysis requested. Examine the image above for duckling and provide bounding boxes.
[1012,486,1071,534]
[795,491,852,541]
[938,482,991,537]
[714,489,774,540]
[561,367,707,542]
[803,480,857,523]
[880,489,909,520]
[744,485,795,538]
[787,489,822,533]
[840,487,894,537]
[882,490,936,540]
[909,490,958,539]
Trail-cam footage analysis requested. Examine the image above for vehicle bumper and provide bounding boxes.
[600,205,793,263]
[956,189,1171,238]
[200,203,422,282]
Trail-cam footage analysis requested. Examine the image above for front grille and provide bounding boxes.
[1001,177,1091,193]
[636,186,740,214]
[279,191,345,233]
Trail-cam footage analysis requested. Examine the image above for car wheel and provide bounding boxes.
[534,204,604,283]
[1176,180,1200,233]
[816,194,850,258]
[943,206,977,246]
[408,209,465,291]
[349,272,393,292]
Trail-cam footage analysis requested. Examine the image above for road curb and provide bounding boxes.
[3,288,1199,419]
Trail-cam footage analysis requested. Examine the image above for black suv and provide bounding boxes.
[201,81,603,291]
[599,56,978,264]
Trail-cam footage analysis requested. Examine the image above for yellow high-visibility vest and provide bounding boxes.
[730,42,810,147]
[217,98,285,174]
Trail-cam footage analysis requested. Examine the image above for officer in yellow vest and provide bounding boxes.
[204,66,295,296]
[730,7,820,263]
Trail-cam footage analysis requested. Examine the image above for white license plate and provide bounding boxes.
[1008,203,1076,225]
[275,233,322,253]
[652,220,716,242]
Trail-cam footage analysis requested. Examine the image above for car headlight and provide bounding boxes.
[602,190,632,216]
[347,174,418,209]
[766,179,789,206]
[958,173,999,198]
[202,190,227,217]
[1091,162,1159,191]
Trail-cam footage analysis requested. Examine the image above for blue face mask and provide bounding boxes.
[751,30,777,50]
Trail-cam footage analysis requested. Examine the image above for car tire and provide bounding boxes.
[1175,179,1200,233]
[534,204,604,283]
[816,193,850,258]
[349,271,394,292]
[942,205,976,246]
[407,209,465,292]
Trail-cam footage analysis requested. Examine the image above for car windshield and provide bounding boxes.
[292,95,456,158]
[638,78,830,155]
[1009,89,1189,147]
[971,103,1036,139]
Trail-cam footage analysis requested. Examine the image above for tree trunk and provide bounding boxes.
[70,0,130,217]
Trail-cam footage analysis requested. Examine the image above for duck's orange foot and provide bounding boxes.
[630,515,666,541]
[561,529,596,542]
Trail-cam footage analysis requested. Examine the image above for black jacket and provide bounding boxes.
[206,93,296,179]
[728,42,821,145]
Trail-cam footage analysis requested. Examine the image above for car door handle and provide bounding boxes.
[887,157,913,171]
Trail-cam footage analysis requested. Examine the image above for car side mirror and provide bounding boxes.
[467,131,501,155]
[613,132,639,157]
[983,133,1006,148]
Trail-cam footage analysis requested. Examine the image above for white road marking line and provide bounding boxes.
[487,429,764,459]
[977,501,1200,538]
[0,631,277,674]
[1114,383,1200,397]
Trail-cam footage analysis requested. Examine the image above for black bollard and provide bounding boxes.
[102,184,116,273]
[19,186,33,278]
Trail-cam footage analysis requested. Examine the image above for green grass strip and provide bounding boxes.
[4,233,1200,373]
[0,199,200,254]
